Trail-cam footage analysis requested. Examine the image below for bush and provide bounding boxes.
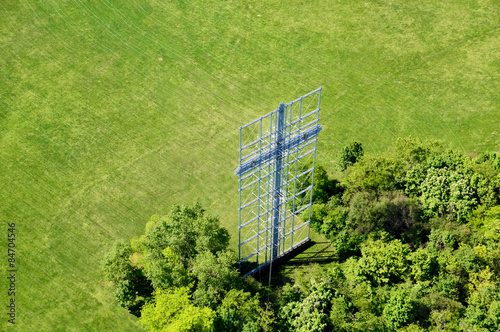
[140,286,216,332]
[102,240,134,283]
[383,288,417,330]
[343,156,404,196]
[330,230,363,261]
[410,248,439,285]
[214,289,260,332]
[420,167,477,223]
[279,280,335,332]
[336,141,364,172]
[357,238,411,287]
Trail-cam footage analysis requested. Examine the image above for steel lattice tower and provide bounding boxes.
[235,88,322,277]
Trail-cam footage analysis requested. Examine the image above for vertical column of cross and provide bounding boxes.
[238,127,242,272]
[307,88,321,240]
[272,103,285,260]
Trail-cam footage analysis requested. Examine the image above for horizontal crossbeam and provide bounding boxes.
[235,124,322,176]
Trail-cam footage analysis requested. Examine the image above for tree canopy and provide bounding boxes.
[103,138,500,331]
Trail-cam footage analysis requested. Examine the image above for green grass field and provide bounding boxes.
[1,0,498,330]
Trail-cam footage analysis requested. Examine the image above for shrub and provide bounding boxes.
[336,141,364,172]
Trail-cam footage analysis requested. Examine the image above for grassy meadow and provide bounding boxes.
[0,0,498,330]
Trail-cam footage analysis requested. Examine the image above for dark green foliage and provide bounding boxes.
[343,156,405,197]
[102,240,153,316]
[342,191,423,242]
[347,192,387,235]
[427,229,458,252]
[383,194,422,236]
[214,289,260,332]
[279,280,335,332]
[454,245,480,274]
[310,164,342,204]
[409,248,439,285]
[336,141,364,172]
[102,240,134,283]
[431,273,462,301]
[383,287,418,330]
[330,230,363,261]
[114,278,151,317]
[191,250,240,309]
[115,280,136,309]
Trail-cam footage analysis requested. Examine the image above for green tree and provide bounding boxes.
[404,148,470,198]
[114,278,151,317]
[347,192,386,235]
[346,191,422,241]
[328,296,353,331]
[321,203,349,239]
[308,203,327,234]
[427,229,458,253]
[420,167,477,223]
[163,203,230,262]
[102,203,234,317]
[469,205,500,241]
[410,247,439,286]
[336,141,364,172]
[382,287,417,330]
[330,230,363,261]
[191,250,240,309]
[102,240,134,283]
[214,289,261,332]
[309,164,341,204]
[393,137,442,168]
[279,280,334,332]
[357,238,411,287]
[140,286,216,332]
[342,156,405,198]
[474,152,500,170]
[139,203,230,290]
[463,282,500,331]
[102,240,153,316]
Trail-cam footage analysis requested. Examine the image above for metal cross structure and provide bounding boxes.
[235,87,322,277]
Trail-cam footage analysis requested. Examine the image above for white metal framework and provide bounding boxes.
[235,87,322,277]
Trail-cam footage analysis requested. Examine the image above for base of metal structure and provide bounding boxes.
[240,237,313,278]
